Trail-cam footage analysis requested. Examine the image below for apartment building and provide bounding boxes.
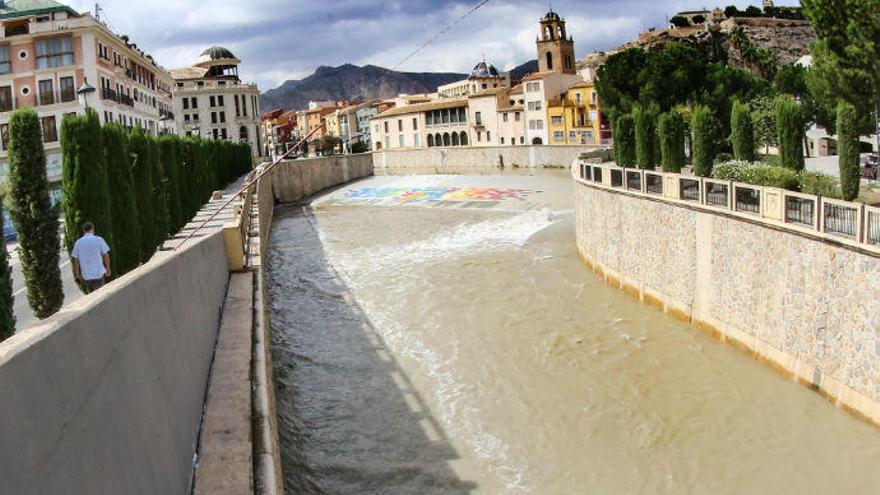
[0,0,175,197]
[546,81,608,145]
[372,99,470,150]
[170,46,262,156]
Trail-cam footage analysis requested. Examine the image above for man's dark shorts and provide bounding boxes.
[83,278,105,294]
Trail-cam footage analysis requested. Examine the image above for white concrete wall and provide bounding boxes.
[0,232,230,495]
[373,144,605,170]
[269,153,374,204]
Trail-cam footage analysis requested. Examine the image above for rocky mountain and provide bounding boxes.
[260,64,466,112]
[509,59,538,78]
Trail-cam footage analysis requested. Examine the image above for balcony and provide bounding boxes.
[102,88,118,102]
[159,109,175,121]
[118,94,134,107]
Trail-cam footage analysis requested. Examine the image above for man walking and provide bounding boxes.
[71,222,111,294]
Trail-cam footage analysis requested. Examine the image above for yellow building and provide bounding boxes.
[546,81,606,145]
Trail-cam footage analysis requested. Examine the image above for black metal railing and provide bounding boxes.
[823,203,858,238]
[705,182,729,207]
[735,186,760,214]
[610,169,623,188]
[625,170,642,191]
[38,91,55,106]
[867,211,880,245]
[580,164,592,181]
[59,88,75,103]
[679,178,700,201]
[592,167,603,184]
[784,196,815,227]
[119,94,134,107]
[102,87,118,101]
[646,173,663,195]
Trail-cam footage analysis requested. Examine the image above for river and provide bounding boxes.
[267,171,880,494]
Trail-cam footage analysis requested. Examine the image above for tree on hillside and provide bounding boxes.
[639,44,707,112]
[730,99,756,162]
[8,109,63,318]
[837,101,861,201]
[103,123,140,275]
[595,48,648,117]
[61,110,114,273]
[670,15,690,28]
[802,0,879,139]
[0,206,14,341]
[613,114,636,167]
[775,97,805,171]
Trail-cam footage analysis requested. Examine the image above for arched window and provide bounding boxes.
[239,125,248,141]
[452,132,459,146]
[375,141,383,150]
[532,137,543,145]
[435,133,442,147]
[443,132,451,146]
[459,131,468,146]
[545,52,553,70]
[428,134,435,147]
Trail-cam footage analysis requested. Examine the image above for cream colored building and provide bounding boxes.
[0,0,175,198]
[466,86,525,147]
[438,60,509,98]
[171,46,262,156]
[372,98,471,150]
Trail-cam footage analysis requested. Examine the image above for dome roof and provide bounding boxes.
[543,10,561,21]
[200,46,236,61]
[471,60,500,78]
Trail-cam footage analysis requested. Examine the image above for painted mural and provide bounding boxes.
[342,187,537,205]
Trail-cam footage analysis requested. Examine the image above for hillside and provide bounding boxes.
[260,64,466,112]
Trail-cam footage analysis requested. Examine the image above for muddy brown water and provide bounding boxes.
[267,173,880,494]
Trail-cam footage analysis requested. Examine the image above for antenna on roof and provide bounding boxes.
[95,2,102,22]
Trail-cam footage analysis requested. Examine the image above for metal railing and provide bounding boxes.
[679,178,700,201]
[734,186,760,214]
[102,87,117,101]
[573,161,880,254]
[784,195,815,227]
[823,202,859,239]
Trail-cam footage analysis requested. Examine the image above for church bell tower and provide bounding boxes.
[536,10,576,75]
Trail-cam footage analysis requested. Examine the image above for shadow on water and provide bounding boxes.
[267,204,478,494]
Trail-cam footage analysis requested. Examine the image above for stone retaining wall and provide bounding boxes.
[269,154,373,203]
[373,145,606,171]
[574,168,880,426]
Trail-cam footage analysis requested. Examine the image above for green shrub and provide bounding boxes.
[837,101,861,201]
[633,105,659,169]
[775,97,805,171]
[9,109,63,318]
[714,152,734,163]
[730,99,756,162]
[692,105,720,177]
[658,110,686,172]
[613,114,636,166]
[712,160,800,190]
[799,171,842,199]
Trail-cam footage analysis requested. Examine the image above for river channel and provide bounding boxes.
[267,171,880,494]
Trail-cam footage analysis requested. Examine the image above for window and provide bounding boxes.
[211,112,217,124]
[5,21,28,37]
[528,119,544,130]
[0,45,10,75]
[412,117,417,130]
[520,136,524,144]
[183,98,189,110]
[458,107,467,123]
[218,95,224,107]
[527,101,543,111]
[551,116,563,125]
[384,136,390,149]
[220,112,226,123]
[398,135,404,147]
[212,128,219,139]
[575,93,582,105]
[501,137,505,144]
[209,96,216,107]
[41,116,57,142]
[384,121,389,133]
[487,131,491,142]
[242,95,247,116]
[569,131,576,140]
[221,128,228,139]
[414,134,420,146]
[503,113,508,123]
[234,95,240,117]
[0,124,7,150]
[38,79,54,106]
[426,112,434,126]
[59,76,75,102]
[526,82,540,92]
[192,97,198,109]
[35,36,74,69]
[553,131,564,141]
[184,114,191,123]
[398,119,403,132]
[545,52,553,70]
[515,112,521,122]
[428,134,434,147]
[477,131,481,142]
[0,86,12,112]
[475,111,482,125]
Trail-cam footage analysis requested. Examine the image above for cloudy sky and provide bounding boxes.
[64,0,800,91]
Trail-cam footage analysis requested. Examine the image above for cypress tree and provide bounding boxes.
[692,105,720,177]
[837,101,861,201]
[634,105,659,169]
[160,135,184,234]
[8,109,63,318]
[730,99,756,162]
[0,207,14,340]
[775,97,805,171]
[658,110,686,173]
[177,138,195,225]
[613,114,636,167]
[150,136,170,245]
[103,123,141,275]
[61,109,113,269]
[129,129,156,262]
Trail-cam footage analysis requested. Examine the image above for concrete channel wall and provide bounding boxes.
[0,232,229,495]
[269,153,374,203]
[573,164,880,427]
[373,144,604,171]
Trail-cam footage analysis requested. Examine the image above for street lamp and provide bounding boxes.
[76,77,96,109]
[159,113,170,135]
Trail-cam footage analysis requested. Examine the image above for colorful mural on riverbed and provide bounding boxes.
[342,187,538,205]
